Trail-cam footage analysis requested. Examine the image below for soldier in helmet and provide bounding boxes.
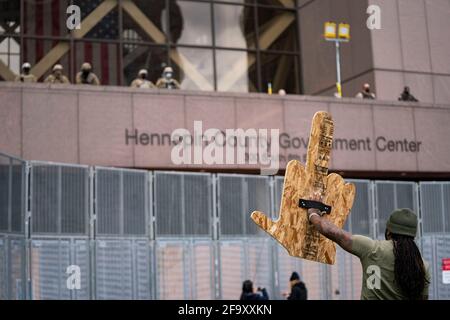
[130,69,156,89]
[44,64,70,84]
[156,66,181,89]
[15,62,37,83]
[75,62,100,85]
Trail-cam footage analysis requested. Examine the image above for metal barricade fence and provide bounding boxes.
[29,161,90,300]
[0,153,27,300]
[94,238,151,300]
[217,174,274,299]
[218,238,274,300]
[374,181,420,239]
[273,176,328,300]
[1,151,450,300]
[217,174,271,237]
[30,238,89,300]
[153,172,215,300]
[155,239,215,300]
[330,247,361,300]
[154,172,213,238]
[329,180,374,300]
[419,182,450,300]
[94,167,152,300]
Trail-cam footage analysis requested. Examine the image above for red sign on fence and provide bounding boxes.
[443,259,450,284]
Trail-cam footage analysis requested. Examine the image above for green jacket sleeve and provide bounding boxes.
[351,235,376,259]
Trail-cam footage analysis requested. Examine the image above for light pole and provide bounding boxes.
[324,22,350,98]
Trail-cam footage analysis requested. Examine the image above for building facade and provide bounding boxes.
[0,0,450,301]
[1,0,302,93]
[1,0,449,103]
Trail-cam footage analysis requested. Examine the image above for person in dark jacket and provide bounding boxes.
[287,272,307,300]
[240,280,269,300]
[398,86,419,102]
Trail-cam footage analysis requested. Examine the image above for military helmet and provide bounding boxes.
[53,64,63,71]
[81,62,92,71]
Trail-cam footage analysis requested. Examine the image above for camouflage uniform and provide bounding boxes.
[15,74,37,83]
[130,78,156,89]
[156,78,181,89]
[44,74,70,84]
[75,72,100,85]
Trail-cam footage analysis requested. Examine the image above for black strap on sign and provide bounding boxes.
[298,199,332,214]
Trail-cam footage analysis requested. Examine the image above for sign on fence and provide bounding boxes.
[443,258,450,285]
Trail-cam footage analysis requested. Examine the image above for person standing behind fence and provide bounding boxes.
[306,194,430,300]
[156,66,181,89]
[76,62,100,85]
[285,272,307,300]
[240,280,269,300]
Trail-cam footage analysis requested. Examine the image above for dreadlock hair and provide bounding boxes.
[391,233,429,300]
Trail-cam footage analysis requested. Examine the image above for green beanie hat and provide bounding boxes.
[386,208,418,238]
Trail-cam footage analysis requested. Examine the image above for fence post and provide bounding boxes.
[88,166,96,300]
[24,161,32,300]
[148,171,156,300]
[212,174,222,300]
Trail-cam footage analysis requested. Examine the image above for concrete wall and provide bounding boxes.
[298,0,374,97]
[298,0,450,104]
[1,82,449,177]
[369,0,450,104]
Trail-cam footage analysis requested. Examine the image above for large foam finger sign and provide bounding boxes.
[251,111,356,265]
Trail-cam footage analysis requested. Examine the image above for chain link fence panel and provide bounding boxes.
[374,181,419,239]
[0,153,27,300]
[154,172,212,238]
[95,238,152,300]
[218,174,271,237]
[95,167,150,237]
[2,151,450,300]
[30,238,90,300]
[218,238,274,300]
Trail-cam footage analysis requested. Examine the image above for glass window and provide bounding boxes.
[0,20,20,36]
[122,0,170,44]
[0,0,20,35]
[213,3,256,49]
[23,0,70,37]
[257,7,298,52]
[216,49,257,93]
[2,0,304,93]
[74,0,119,40]
[0,37,20,75]
[258,0,295,8]
[0,10,20,35]
[212,0,249,4]
[176,1,213,46]
[75,41,120,85]
[123,45,168,86]
[170,47,214,91]
[260,53,300,94]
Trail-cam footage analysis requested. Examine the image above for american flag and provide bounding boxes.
[24,0,71,80]
[24,0,120,85]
